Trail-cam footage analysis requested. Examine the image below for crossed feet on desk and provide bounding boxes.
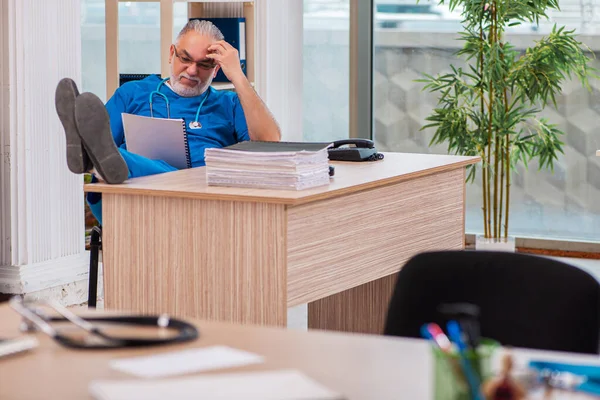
[55,78,128,184]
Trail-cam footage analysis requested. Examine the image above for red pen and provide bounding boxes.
[426,323,453,353]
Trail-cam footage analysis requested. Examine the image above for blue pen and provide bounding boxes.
[447,320,484,400]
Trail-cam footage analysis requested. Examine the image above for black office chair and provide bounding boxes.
[87,226,102,308]
[384,251,600,354]
[119,73,160,86]
[86,74,160,309]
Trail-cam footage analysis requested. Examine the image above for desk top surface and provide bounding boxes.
[0,305,597,400]
[84,152,480,205]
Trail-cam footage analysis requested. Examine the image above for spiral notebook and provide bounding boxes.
[121,113,191,169]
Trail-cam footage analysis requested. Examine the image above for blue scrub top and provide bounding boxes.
[106,75,250,168]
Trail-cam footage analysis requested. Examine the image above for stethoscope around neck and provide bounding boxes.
[149,77,210,130]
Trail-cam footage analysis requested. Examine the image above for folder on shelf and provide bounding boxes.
[190,17,246,83]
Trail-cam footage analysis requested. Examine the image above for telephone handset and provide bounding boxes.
[327,139,384,162]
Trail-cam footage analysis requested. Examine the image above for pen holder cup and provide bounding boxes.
[432,338,499,400]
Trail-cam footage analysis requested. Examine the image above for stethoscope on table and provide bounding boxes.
[9,296,199,350]
[149,77,210,130]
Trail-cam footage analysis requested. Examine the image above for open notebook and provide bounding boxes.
[122,113,191,169]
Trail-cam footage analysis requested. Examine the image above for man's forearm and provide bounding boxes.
[231,77,281,141]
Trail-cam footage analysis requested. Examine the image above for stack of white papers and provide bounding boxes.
[205,141,332,190]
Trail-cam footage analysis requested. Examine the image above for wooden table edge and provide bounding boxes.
[83,156,481,206]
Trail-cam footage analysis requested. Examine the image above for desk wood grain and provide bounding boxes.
[286,168,466,334]
[287,168,465,307]
[84,152,480,205]
[103,196,288,325]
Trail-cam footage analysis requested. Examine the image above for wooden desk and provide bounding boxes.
[0,305,597,400]
[85,152,479,333]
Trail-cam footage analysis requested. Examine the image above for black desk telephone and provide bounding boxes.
[327,139,384,162]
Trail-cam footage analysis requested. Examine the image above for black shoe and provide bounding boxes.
[74,92,129,184]
[55,78,91,174]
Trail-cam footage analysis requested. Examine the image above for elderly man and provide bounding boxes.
[55,19,280,224]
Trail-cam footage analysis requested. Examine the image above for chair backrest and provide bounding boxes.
[384,251,600,354]
[119,73,160,87]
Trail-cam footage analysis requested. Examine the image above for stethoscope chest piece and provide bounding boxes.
[189,121,202,129]
[151,78,210,130]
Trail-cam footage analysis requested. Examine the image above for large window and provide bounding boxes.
[372,0,600,242]
[303,0,350,142]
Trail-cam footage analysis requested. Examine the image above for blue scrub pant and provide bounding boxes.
[86,148,177,225]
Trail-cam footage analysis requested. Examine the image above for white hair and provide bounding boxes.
[175,20,224,44]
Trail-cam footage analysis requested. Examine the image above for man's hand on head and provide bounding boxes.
[206,40,281,142]
[206,41,245,84]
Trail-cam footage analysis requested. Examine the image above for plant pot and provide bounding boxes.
[475,235,516,252]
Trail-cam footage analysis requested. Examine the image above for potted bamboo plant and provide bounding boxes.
[419,0,595,250]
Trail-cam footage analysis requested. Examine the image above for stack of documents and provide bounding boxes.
[205,141,332,190]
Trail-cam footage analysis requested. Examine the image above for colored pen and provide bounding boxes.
[447,320,484,400]
[421,323,452,353]
[421,323,468,389]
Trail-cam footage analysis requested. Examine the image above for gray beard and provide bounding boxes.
[168,61,213,97]
[169,78,209,97]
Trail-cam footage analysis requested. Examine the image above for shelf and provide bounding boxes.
[211,81,254,91]
[105,0,256,99]
[116,1,254,3]
[176,0,254,2]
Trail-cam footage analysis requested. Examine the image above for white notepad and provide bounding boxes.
[109,346,264,378]
[89,369,345,400]
[0,336,38,359]
[122,113,190,169]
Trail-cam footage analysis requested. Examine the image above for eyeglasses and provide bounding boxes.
[9,296,199,350]
[173,46,217,71]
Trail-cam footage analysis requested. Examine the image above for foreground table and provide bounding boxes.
[0,305,597,400]
[85,152,479,333]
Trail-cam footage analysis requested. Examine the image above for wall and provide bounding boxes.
[0,0,88,298]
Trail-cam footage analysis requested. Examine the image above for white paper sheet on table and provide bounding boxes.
[109,345,264,378]
[89,369,345,400]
